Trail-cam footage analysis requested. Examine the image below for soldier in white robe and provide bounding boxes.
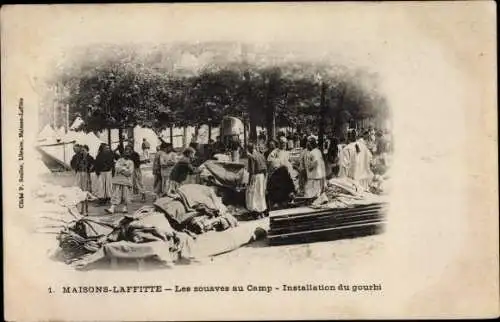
[338,130,359,180]
[355,131,374,189]
[304,137,327,198]
[245,143,268,217]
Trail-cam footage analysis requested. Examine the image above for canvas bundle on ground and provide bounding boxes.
[153,184,238,234]
[199,160,249,189]
[53,184,255,270]
[56,208,199,270]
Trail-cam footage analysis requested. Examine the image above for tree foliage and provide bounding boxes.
[49,45,390,142]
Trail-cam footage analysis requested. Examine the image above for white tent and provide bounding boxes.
[83,132,105,157]
[70,117,84,130]
[37,131,77,167]
[37,124,57,144]
[63,130,86,144]
[68,131,105,157]
[62,130,104,157]
[37,123,104,169]
[55,126,66,140]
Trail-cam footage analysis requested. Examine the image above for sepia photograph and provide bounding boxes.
[2,3,497,321]
[34,41,391,271]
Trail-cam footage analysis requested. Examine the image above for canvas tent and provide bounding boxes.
[62,130,104,157]
[37,128,105,171]
[79,132,104,157]
[37,124,57,144]
[57,126,66,135]
[63,130,87,143]
[70,117,84,130]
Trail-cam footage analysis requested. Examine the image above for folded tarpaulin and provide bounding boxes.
[153,197,189,227]
[153,184,228,228]
[109,208,178,243]
[69,218,269,270]
[200,160,249,188]
[176,184,227,213]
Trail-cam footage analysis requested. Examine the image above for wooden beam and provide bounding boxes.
[269,217,383,235]
[268,221,386,239]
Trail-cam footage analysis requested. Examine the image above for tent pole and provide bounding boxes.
[182,126,187,148]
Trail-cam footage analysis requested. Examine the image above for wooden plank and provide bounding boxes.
[271,208,382,220]
[270,215,384,231]
[270,218,383,236]
[270,203,387,221]
[270,202,387,218]
[270,209,383,226]
[271,210,380,225]
[268,220,386,239]
[270,213,381,232]
[269,218,383,236]
[269,215,382,234]
[268,223,385,246]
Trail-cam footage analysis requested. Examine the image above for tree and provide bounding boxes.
[187,67,246,129]
[48,44,390,151]
[61,61,183,148]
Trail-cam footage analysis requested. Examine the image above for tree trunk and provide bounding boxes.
[169,126,174,144]
[249,112,258,141]
[269,109,276,140]
[182,126,187,147]
[107,128,112,147]
[265,76,276,140]
[318,81,327,153]
[243,121,247,147]
[118,128,124,151]
[334,85,348,142]
[193,125,200,143]
[127,127,134,147]
[208,123,212,141]
[245,71,258,142]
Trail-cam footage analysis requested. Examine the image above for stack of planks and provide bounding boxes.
[268,202,387,246]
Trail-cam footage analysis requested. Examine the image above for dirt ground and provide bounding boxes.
[35,166,385,275]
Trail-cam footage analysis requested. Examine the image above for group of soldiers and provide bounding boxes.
[70,142,146,215]
[69,126,390,216]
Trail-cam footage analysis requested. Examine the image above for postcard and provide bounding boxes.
[2,2,498,320]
